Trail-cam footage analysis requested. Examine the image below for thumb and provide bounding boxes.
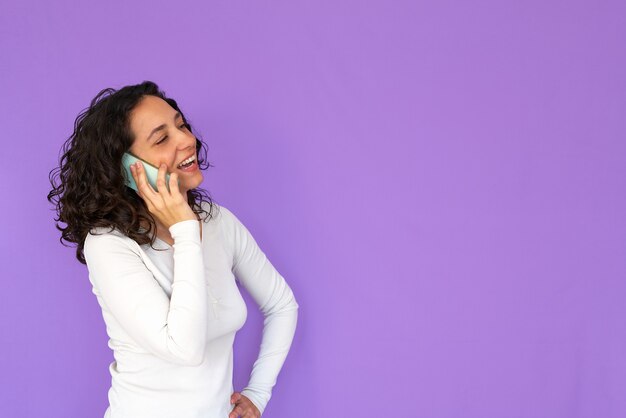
[231,392,241,404]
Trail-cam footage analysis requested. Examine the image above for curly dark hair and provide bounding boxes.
[47,80,218,264]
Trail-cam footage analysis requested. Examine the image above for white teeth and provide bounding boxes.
[177,155,196,168]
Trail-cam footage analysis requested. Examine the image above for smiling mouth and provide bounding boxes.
[177,154,197,169]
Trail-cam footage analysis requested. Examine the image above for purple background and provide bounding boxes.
[1,1,625,417]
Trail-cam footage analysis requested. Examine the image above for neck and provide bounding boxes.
[153,220,174,246]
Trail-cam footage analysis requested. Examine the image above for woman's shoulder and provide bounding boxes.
[84,225,140,255]
[200,201,248,243]
[199,200,237,225]
[86,224,130,239]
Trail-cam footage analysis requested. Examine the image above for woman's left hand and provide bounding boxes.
[229,392,261,418]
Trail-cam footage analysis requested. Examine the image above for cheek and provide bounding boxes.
[153,151,177,171]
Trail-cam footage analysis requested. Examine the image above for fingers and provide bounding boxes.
[130,162,156,200]
[228,393,261,418]
[168,171,181,198]
[129,160,195,228]
[229,404,242,418]
[155,163,171,196]
[229,404,255,418]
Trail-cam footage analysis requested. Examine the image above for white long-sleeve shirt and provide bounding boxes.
[83,202,299,418]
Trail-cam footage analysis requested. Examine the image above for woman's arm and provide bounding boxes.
[84,220,208,366]
[221,206,299,415]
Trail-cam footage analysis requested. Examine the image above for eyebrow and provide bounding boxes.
[146,112,182,142]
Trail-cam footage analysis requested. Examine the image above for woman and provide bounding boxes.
[47,81,299,418]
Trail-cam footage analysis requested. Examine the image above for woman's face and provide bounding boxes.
[128,95,203,196]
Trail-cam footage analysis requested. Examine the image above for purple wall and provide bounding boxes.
[1,1,625,417]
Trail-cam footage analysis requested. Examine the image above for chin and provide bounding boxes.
[183,174,204,191]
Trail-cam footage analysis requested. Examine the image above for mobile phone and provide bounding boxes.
[122,152,173,193]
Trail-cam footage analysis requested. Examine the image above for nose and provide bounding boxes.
[175,126,196,150]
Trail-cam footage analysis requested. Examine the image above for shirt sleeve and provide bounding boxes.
[83,220,208,366]
[220,206,299,415]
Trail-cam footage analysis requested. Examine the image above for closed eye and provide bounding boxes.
[155,124,189,145]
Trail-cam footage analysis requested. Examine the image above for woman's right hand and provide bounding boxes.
[130,161,197,230]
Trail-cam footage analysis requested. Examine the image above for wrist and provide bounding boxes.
[169,219,201,241]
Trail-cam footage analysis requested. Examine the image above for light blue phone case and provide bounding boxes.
[122,152,173,192]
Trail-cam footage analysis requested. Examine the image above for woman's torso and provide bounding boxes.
[89,203,248,418]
